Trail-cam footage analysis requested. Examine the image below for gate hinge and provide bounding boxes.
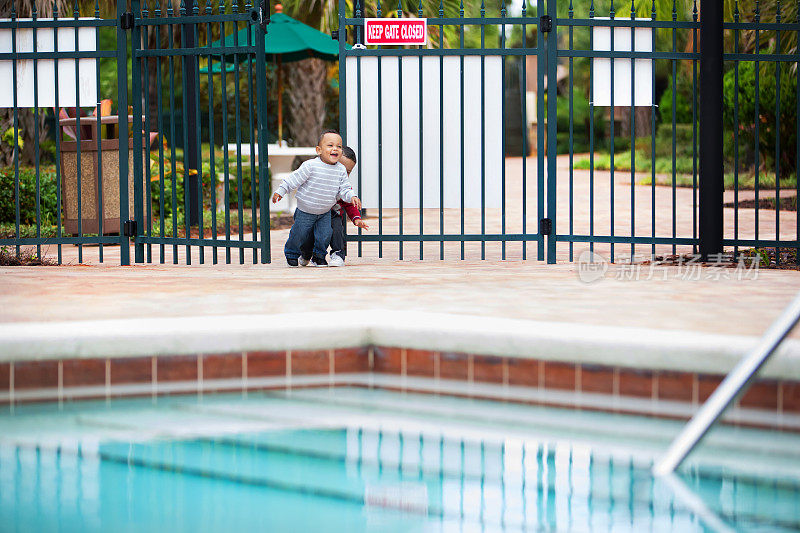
[123,220,137,238]
[331,28,347,41]
[539,15,552,33]
[539,218,552,236]
[120,11,134,31]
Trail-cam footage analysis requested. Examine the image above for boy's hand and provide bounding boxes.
[354,219,369,230]
[351,196,362,209]
[272,192,282,203]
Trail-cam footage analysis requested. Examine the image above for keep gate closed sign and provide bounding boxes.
[364,19,427,46]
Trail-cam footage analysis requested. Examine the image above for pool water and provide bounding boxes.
[1,387,799,532]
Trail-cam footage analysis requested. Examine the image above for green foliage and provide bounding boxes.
[149,208,257,238]
[0,166,58,225]
[724,171,796,191]
[723,60,798,177]
[645,123,695,160]
[555,95,600,154]
[574,125,697,180]
[148,147,261,219]
[2,127,23,151]
[658,81,695,125]
[556,94,590,133]
[573,150,694,175]
[0,222,57,239]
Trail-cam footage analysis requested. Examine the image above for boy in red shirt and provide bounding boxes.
[299,146,368,266]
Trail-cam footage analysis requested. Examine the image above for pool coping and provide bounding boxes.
[1,309,799,379]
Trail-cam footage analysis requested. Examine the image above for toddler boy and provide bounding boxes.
[299,146,369,267]
[271,130,360,266]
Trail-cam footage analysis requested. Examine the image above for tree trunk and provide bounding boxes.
[616,106,653,139]
[285,58,328,148]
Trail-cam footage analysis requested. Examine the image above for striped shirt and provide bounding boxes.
[276,157,355,215]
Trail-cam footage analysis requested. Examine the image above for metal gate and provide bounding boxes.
[1,1,796,266]
[338,1,800,264]
[339,1,550,262]
[128,0,271,265]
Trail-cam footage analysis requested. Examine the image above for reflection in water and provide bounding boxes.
[2,427,798,532]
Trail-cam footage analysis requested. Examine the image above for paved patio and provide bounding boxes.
[3,155,798,340]
[2,254,798,340]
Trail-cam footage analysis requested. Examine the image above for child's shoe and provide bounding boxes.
[310,255,328,267]
[298,255,311,267]
[328,254,345,267]
[287,258,299,267]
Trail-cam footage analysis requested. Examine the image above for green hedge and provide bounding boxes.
[149,155,262,219]
[0,166,58,225]
[658,82,695,125]
[723,61,798,177]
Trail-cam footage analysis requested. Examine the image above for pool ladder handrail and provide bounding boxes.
[653,289,800,476]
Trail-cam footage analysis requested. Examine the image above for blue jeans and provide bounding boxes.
[300,210,346,260]
[284,209,332,260]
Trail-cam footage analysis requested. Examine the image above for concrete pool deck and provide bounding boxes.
[3,256,800,425]
[1,257,798,339]
[2,151,799,373]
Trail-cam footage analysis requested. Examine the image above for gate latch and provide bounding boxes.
[120,11,134,31]
[331,29,346,41]
[123,220,137,238]
[539,218,552,236]
[539,15,552,33]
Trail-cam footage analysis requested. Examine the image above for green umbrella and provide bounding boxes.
[199,61,245,74]
[210,10,340,62]
[209,6,345,143]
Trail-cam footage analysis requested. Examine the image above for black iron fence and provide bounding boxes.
[0,0,270,266]
[0,0,797,265]
[338,0,799,264]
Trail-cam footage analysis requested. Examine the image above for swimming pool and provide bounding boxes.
[1,387,799,532]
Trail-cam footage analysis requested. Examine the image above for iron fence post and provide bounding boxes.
[117,0,131,266]
[535,0,545,262]
[183,1,201,227]
[256,1,271,263]
[699,0,723,258]
[338,0,347,143]
[545,0,558,264]
[132,0,145,264]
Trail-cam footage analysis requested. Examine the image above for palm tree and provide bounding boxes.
[274,0,483,147]
[725,0,798,61]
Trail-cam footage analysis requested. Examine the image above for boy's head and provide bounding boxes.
[317,129,343,165]
[340,146,357,175]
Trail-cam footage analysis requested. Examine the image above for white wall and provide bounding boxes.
[0,19,97,108]
[592,18,653,107]
[346,55,504,209]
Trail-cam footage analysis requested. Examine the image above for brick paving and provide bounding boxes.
[3,155,798,338]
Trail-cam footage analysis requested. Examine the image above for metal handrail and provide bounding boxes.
[653,290,800,476]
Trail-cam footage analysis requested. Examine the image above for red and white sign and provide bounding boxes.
[364,18,427,46]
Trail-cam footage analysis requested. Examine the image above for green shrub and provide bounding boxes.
[148,155,261,219]
[0,166,58,225]
[0,222,57,239]
[556,94,591,134]
[723,60,798,177]
[648,123,695,160]
[555,94,597,154]
[659,80,695,125]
